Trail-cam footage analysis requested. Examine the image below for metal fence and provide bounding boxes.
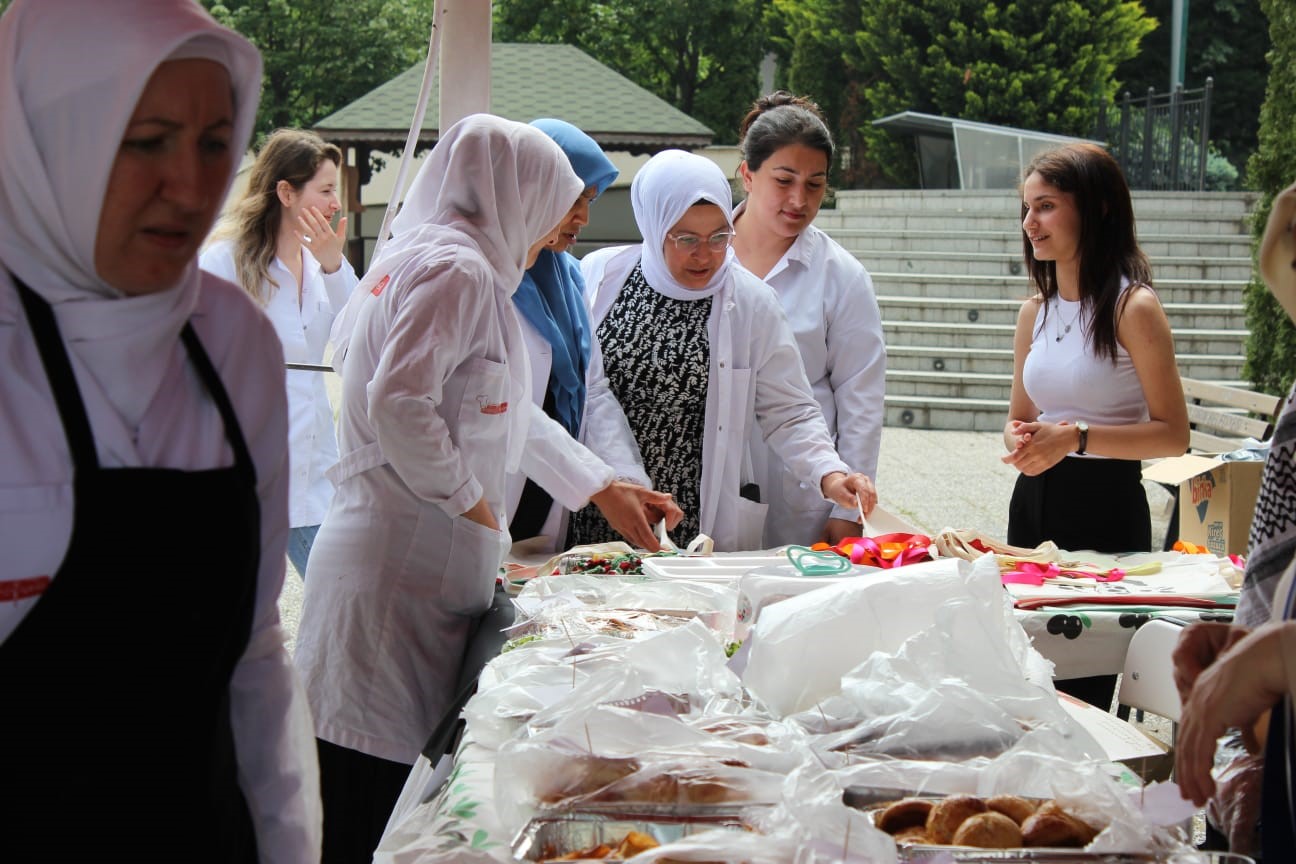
[1095,78,1214,191]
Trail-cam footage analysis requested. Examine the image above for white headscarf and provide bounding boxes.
[631,149,735,301]
[335,114,583,369]
[0,0,261,426]
[344,114,582,470]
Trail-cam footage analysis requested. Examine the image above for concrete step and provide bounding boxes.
[816,225,1253,259]
[876,295,1247,330]
[856,250,1254,282]
[870,272,1248,305]
[881,320,1247,355]
[884,345,1247,380]
[887,369,1011,401]
[819,211,1250,236]
[884,394,1009,432]
[832,189,1259,220]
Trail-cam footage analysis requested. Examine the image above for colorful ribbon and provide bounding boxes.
[810,533,933,570]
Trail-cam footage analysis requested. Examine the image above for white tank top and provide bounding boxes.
[1021,286,1149,449]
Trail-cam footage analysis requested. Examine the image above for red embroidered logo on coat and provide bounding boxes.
[477,395,509,415]
[1,576,50,602]
[371,274,391,296]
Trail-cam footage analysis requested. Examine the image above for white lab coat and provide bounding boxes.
[504,317,649,550]
[581,245,850,552]
[0,270,321,861]
[295,233,615,765]
[200,240,358,527]
[734,212,886,546]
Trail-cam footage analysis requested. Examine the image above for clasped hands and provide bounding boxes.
[1002,419,1076,475]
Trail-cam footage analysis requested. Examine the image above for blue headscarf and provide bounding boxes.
[513,119,618,436]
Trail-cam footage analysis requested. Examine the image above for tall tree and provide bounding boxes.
[1243,0,1296,397]
[1115,0,1268,179]
[494,0,770,144]
[203,0,431,141]
[849,0,1155,186]
[767,0,867,184]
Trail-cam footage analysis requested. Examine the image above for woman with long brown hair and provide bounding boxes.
[202,128,358,576]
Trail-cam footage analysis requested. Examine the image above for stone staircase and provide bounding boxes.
[815,189,1260,432]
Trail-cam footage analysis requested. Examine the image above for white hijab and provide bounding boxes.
[0,0,261,427]
[631,149,736,301]
[345,113,583,469]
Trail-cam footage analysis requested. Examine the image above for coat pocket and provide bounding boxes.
[439,515,505,616]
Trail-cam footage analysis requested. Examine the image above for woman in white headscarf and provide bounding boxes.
[0,1,319,861]
[294,114,676,864]
[570,149,877,551]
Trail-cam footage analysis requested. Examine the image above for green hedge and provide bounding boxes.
[1243,0,1296,397]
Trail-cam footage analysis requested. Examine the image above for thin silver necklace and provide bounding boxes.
[1054,298,1081,342]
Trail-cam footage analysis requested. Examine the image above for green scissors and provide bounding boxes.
[785,545,851,576]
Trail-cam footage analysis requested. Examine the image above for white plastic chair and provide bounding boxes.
[1115,617,1186,739]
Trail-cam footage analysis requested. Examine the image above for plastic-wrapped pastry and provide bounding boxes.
[876,798,934,834]
[986,794,1037,826]
[1021,801,1098,848]
[951,811,1024,848]
[925,795,988,844]
[893,826,932,845]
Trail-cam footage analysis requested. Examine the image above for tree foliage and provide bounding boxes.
[1116,0,1268,179]
[768,0,866,184]
[203,0,432,142]
[846,0,1155,186]
[1243,0,1296,397]
[494,0,770,144]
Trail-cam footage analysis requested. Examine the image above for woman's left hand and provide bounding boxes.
[820,471,876,514]
[1000,420,1076,476]
[1176,621,1293,806]
[298,206,348,274]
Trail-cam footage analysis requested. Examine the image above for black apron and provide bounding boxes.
[0,278,259,861]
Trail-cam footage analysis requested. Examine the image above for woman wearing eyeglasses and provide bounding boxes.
[566,149,876,551]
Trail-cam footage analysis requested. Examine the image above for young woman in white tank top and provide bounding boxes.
[1002,143,1190,707]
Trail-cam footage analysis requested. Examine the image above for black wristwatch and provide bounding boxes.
[1074,420,1089,455]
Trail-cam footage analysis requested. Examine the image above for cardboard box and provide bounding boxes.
[1143,454,1264,557]
[1059,693,1173,783]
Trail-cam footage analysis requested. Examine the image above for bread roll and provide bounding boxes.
[1021,801,1098,848]
[951,811,1024,849]
[986,794,1037,825]
[876,798,934,834]
[925,794,988,844]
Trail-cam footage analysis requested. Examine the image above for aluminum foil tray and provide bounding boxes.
[512,807,757,862]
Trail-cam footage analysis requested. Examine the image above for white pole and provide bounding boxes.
[438,0,492,131]
[371,0,446,262]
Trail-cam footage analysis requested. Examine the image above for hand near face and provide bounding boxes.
[1175,621,1293,806]
[590,481,682,551]
[820,471,877,515]
[298,206,347,274]
[1000,420,1072,475]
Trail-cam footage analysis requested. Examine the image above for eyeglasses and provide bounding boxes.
[666,230,734,253]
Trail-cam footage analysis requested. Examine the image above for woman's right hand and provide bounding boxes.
[1172,621,1248,703]
[461,497,499,531]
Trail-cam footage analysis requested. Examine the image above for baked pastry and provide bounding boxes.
[986,794,1037,826]
[615,831,660,857]
[539,755,641,804]
[892,826,932,845]
[876,798,934,834]
[951,811,1024,849]
[925,794,988,844]
[1021,801,1098,848]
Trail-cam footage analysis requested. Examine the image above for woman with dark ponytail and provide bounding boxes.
[732,92,886,547]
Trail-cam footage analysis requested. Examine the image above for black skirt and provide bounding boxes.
[1007,455,1151,554]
